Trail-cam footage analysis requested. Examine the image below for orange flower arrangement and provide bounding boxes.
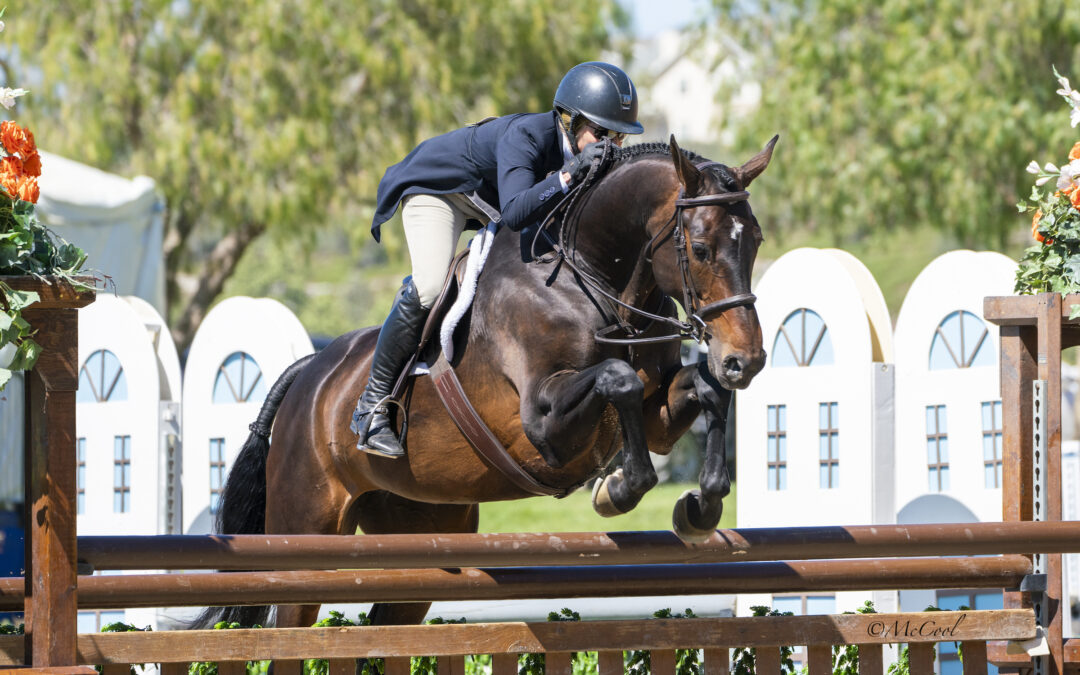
[1072,141,1080,162]
[1032,209,1049,243]
[0,120,40,204]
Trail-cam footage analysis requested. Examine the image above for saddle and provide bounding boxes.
[388,248,472,401]
[386,243,568,497]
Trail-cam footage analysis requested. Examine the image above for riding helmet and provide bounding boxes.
[553,62,644,136]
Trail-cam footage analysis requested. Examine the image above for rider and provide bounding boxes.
[350,61,645,459]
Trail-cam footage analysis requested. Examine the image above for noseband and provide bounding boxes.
[532,149,757,347]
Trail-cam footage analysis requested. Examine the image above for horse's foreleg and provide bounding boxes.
[671,361,733,543]
[640,363,702,453]
[524,358,656,516]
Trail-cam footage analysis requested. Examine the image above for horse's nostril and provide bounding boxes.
[723,355,743,374]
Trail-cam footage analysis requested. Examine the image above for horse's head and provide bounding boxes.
[651,135,778,389]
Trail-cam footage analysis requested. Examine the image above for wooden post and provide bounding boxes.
[907,643,935,675]
[6,276,94,667]
[491,653,518,675]
[703,648,729,675]
[806,646,832,675]
[1036,294,1065,675]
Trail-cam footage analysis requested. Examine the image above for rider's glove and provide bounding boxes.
[561,142,605,185]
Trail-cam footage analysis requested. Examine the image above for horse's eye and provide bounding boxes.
[691,242,709,261]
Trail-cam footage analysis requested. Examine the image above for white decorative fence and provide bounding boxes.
[181,297,313,535]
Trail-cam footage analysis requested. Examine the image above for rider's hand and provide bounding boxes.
[561,142,605,185]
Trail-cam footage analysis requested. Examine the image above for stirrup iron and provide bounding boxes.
[353,396,409,450]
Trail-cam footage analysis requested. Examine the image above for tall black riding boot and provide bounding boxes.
[349,279,429,458]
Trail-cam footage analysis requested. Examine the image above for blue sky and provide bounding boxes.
[624,0,711,38]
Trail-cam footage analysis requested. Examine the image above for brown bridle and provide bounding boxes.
[532,149,758,346]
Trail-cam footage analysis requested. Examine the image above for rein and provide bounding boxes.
[531,151,756,346]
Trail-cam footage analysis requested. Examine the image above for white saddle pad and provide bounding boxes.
[412,221,498,373]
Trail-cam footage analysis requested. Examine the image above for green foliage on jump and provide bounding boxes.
[731,605,798,675]
[625,608,701,675]
[832,600,878,675]
[711,0,1080,252]
[4,1,627,348]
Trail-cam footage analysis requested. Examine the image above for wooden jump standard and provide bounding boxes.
[5,276,94,671]
[985,293,1078,675]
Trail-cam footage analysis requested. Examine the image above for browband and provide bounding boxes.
[675,191,750,207]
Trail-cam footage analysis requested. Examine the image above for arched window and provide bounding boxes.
[212,352,267,404]
[77,349,128,403]
[771,308,834,367]
[929,311,993,370]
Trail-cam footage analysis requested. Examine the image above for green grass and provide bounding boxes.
[476,482,737,533]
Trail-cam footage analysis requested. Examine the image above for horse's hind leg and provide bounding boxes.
[352,491,479,625]
[264,476,349,628]
[522,358,657,516]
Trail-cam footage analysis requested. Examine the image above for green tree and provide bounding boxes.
[711,0,1080,251]
[4,0,626,347]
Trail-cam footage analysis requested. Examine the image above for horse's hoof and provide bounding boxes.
[672,489,717,544]
[591,469,627,518]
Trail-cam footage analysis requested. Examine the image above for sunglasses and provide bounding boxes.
[583,121,626,144]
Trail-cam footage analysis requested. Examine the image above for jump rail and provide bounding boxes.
[0,556,1033,610]
[74,520,1080,570]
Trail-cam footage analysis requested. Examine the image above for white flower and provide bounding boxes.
[0,87,28,109]
[1054,66,1080,111]
[1057,69,1073,95]
[0,21,6,33]
[1027,160,1041,174]
[1072,107,1080,129]
[1037,176,1054,187]
[0,342,15,370]
[1058,159,1080,193]
[1045,162,1059,173]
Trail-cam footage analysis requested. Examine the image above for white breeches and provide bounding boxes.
[400,194,476,308]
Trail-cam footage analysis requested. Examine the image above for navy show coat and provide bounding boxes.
[371,111,567,242]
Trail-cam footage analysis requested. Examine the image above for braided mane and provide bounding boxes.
[610,142,737,191]
[613,142,705,164]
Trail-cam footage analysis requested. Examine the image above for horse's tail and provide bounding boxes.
[189,353,317,630]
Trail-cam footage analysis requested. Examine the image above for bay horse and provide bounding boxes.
[197,135,776,630]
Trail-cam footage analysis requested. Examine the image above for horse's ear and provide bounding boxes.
[732,135,779,188]
[669,135,702,196]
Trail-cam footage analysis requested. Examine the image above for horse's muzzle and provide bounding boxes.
[712,348,766,390]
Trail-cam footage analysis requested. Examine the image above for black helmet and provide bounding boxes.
[553,62,644,135]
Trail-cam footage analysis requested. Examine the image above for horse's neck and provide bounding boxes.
[572,159,671,297]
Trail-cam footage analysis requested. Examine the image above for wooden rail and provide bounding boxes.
[0,556,1034,610]
[0,610,1038,674]
[75,520,1080,570]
